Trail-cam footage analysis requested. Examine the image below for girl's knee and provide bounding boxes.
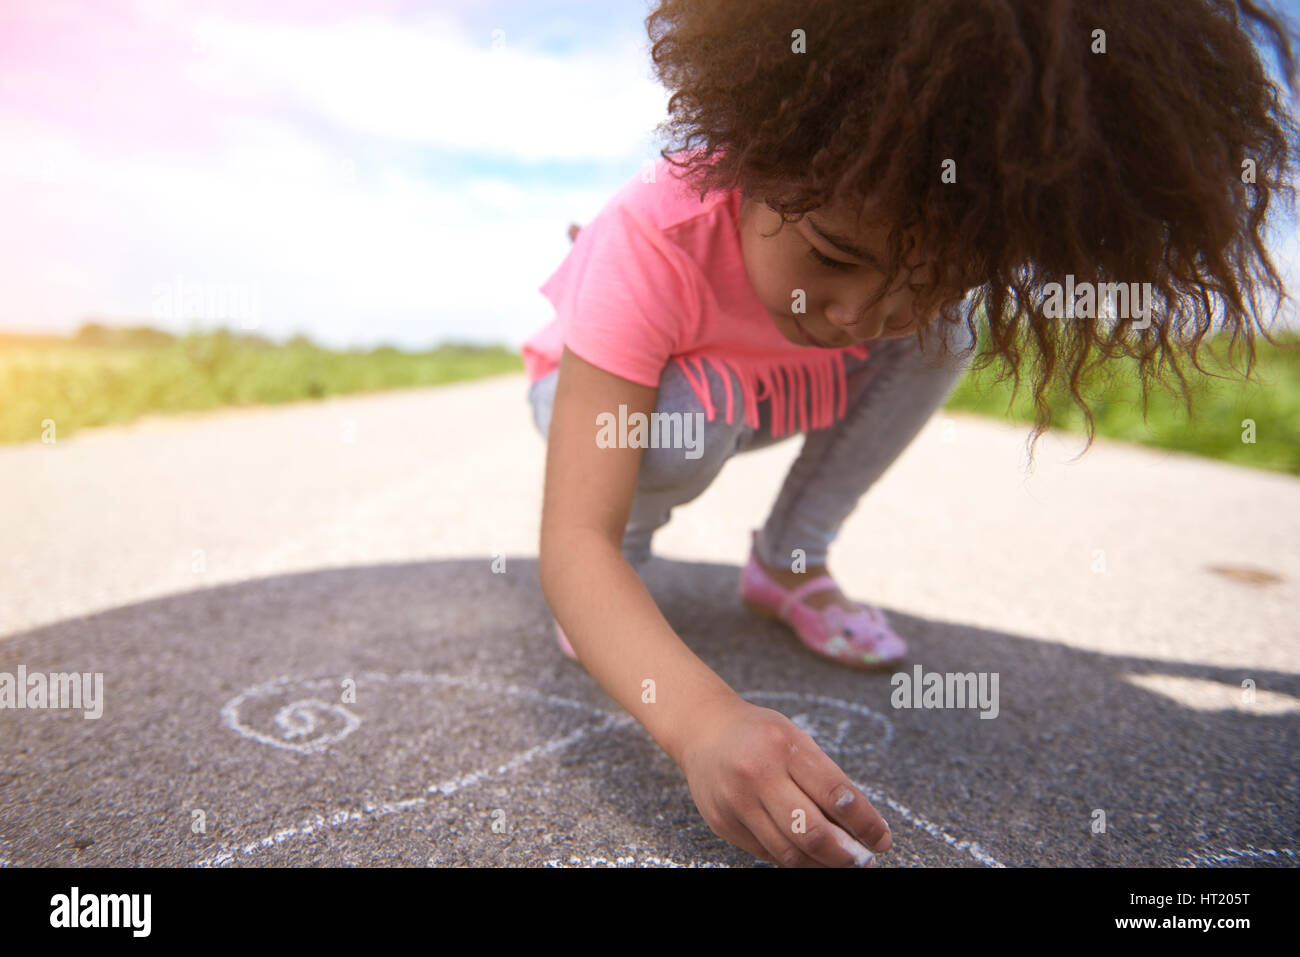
[945,318,978,357]
[911,319,978,373]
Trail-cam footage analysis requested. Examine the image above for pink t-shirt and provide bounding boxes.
[521,153,870,436]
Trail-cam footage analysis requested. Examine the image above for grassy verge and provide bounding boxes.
[2,320,1297,476]
[0,324,521,444]
[945,320,1300,475]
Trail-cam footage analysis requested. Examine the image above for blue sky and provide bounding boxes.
[0,0,1295,350]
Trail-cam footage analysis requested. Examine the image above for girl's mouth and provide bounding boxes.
[793,316,838,348]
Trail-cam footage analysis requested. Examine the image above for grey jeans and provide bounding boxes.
[527,320,976,568]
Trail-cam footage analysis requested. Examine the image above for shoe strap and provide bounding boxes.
[778,575,839,618]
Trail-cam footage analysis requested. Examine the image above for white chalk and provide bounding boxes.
[832,826,875,867]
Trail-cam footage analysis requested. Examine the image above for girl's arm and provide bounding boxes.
[538,345,893,866]
[537,345,740,766]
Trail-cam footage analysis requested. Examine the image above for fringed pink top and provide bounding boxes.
[521,153,870,437]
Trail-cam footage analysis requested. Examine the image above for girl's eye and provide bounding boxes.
[807,246,856,271]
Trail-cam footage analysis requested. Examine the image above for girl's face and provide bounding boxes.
[738,194,944,348]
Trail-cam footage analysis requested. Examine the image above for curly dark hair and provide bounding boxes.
[645,0,1300,464]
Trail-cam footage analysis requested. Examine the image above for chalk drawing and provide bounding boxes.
[740,690,894,757]
[1175,846,1299,867]
[203,669,1006,868]
[221,676,361,754]
[539,854,728,868]
[205,670,1300,868]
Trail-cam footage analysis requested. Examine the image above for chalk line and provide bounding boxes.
[201,672,633,866]
[197,710,636,868]
[200,671,1003,867]
[540,854,727,868]
[1175,845,1298,867]
[854,785,1004,868]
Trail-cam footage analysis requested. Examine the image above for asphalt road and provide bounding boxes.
[0,373,1296,867]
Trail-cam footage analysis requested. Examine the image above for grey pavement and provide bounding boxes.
[0,372,1297,867]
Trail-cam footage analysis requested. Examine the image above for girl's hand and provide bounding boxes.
[678,694,892,867]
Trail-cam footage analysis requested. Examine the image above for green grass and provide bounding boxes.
[3,320,1298,476]
[0,323,521,444]
[944,320,1300,475]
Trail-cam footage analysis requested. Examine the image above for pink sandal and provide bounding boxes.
[738,530,907,669]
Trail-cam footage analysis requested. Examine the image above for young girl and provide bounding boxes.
[521,0,1298,867]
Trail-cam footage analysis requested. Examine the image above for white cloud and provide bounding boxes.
[0,5,668,347]
[0,105,626,347]
[187,11,670,161]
